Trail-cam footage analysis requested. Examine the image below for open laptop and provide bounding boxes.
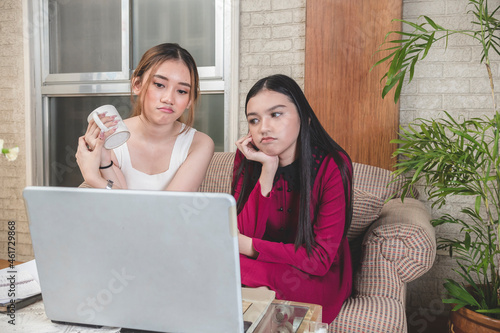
[23,186,244,333]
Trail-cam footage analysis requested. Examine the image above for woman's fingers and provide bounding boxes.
[90,123,101,137]
[237,137,252,151]
[96,131,105,148]
[88,113,118,131]
[237,132,251,141]
[102,127,117,140]
[237,139,262,162]
[77,136,88,153]
[84,117,100,149]
[103,115,118,127]
[89,115,117,132]
[85,126,100,151]
[236,134,253,152]
[85,113,119,150]
[236,134,279,167]
[76,135,104,183]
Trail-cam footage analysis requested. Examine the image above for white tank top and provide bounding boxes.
[113,124,197,190]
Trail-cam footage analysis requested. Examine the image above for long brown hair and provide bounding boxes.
[130,43,199,133]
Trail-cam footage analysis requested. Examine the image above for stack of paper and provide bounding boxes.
[0,260,42,312]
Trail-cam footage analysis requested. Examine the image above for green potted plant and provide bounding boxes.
[373,0,500,330]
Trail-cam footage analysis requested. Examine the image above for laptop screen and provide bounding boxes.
[24,187,243,333]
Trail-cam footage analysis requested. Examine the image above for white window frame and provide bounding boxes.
[41,0,131,84]
[24,0,239,186]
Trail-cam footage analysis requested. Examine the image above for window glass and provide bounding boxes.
[132,0,216,69]
[48,0,122,73]
[194,94,225,152]
[48,96,131,187]
[38,1,229,186]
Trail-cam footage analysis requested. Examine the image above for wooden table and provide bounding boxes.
[0,259,23,270]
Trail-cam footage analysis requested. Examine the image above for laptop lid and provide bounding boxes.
[23,186,243,333]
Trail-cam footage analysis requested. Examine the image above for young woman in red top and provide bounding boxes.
[232,74,353,323]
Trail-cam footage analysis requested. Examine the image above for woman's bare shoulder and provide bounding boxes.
[123,116,139,128]
[191,130,215,151]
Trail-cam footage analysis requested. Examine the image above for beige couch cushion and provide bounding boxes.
[199,152,235,194]
[348,189,385,241]
[353,162,418,200]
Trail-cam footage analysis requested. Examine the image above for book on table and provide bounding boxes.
[0,260,42,312]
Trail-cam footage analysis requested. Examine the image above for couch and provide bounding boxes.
[199,152,436,333]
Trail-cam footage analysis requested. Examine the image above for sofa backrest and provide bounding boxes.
[199,152,236,194]
[353,162,417,201]
[199,152,416,200]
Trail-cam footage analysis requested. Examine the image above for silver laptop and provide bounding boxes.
[23,186,244,333]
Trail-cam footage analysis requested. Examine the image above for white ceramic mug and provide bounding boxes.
[87,105,130,149]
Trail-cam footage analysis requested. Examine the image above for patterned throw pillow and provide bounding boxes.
[347,188,385,241]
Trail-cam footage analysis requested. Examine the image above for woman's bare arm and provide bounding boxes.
[165,131,215,192]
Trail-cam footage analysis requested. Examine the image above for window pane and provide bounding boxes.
[194,94,224,152]
[48,0,122,74]
[48,96,132,187]
[132,0,216,69]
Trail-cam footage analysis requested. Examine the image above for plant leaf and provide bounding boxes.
[475,196,481,216]
[424,16,445,30]
[476,308,500,314]
[401,20,429,33]
[421,31,436,59]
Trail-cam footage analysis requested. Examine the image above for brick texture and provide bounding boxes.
[238,0,306,135]
[400,0,498,322]
[0,0,31,261]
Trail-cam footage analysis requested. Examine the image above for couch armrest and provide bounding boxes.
[354,198,436,301]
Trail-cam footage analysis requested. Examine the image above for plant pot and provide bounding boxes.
[449,306,500,332]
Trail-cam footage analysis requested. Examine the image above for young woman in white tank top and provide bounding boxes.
[75,43,214,191]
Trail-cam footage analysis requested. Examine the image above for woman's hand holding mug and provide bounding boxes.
[86,105,130,150]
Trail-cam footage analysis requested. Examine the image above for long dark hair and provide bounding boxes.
[232,74,353,255]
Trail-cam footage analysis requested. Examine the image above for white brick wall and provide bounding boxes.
[400,0,500,326]
[239,0,306,136]
[403,1,447,17]
[0,0,31,261]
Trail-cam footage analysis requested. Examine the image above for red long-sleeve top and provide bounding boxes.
[233,150,352,323]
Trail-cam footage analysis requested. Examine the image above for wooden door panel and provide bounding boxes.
[305,0,402,170]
